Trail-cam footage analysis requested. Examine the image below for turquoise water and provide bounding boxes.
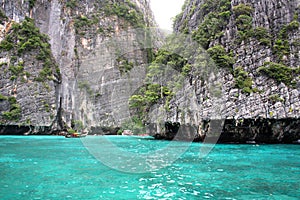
[0,136,299,200]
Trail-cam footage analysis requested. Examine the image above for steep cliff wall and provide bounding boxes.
[0,11,60,129]
[0,0,158,133]
[0,0,299,142]
[148,0,300,142]
[173,0,300,118]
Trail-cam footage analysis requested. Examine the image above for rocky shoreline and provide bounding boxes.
[152,118,300,144]
[1,118,299,144]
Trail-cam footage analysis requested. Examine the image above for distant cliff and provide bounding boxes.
[0,0,158,133]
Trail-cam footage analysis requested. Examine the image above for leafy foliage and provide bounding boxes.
[191,0,232,49]
[151,49,189,73]
[67,128,76,134]
[129,83,173,119]
[273,39,290,60]
[0,9,7,24]
[74,15,100,35]
[279,20,300,39]
[258,62,300,86]
[233,4,254,43]
[118,116,145,135]
[200,0,232,17]
[269,94,284,104]
[9,62,24,77]
[116,56,134,74]
[104,0,144,28]
[66,0,77,8]
[71,120,84,131]
[271,18,300,61]
[0,93,8,100]
[78,81,93,96]
[236,15,252,31]
[11,17,51,55]
[207,45,235,68]
[0,35,13,50]
[232,4,253,16]
[1,96,22,121]
[233,66,255,94]
[253,27,272,46]
[0,17,59,82]
[28,0,36,10]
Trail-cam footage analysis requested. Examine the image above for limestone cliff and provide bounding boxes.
[0,0,158,133]
[147,0,300,143]
[0,0,299,143]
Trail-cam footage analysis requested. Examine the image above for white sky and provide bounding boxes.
[150,0,185,31]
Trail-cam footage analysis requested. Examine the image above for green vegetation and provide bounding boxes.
[78,81,93,96]
[269,94,284,103]
[28,0,36,10]
[71,120,84,131]
[173,0,190,24]
[8,62,24,81]
[232,4,253,16]
[274,18,300,61]
[1,96,22,121]
[0,93,8,100]
[116,56,134,74]
[191,0,232,49]
[232,4,254,43]
[207,45,235,68]
[44,103,50,112]
[118,116,145,135]
[0,17,59,82]
[104,0,144,28]
[279,19,300,39]
[127,41,195,123]
[151,49,190,73]
[73,0,145,36]
[233,66,255,94]
[66,0,77,8]
[173,0,200,33]
[0,35,14,51]
[253,27,272,46]
[129,83,173,119]
[236,15,252,31]
[74,15,100,35]
[200,0,231,17]
[67,128,76,134]
[273,39,290,60]
[12,17,51,55]
[0,9,7,24]
[258,62,300,86]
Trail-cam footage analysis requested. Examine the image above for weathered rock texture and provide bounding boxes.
[0,0,158,133]
[149,0,300,143]
[0,0,299,143]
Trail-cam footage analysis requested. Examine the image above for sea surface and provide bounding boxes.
[0,136,299,200]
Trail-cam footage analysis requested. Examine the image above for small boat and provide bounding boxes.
[65,132,88,138]
[122,130,133,136]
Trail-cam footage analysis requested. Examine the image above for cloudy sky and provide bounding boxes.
[150,0,185,31]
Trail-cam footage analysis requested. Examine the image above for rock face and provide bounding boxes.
[219,118,300,144]
[0,0,158,133]
[148,0,300,143]
[0,0,299,143]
